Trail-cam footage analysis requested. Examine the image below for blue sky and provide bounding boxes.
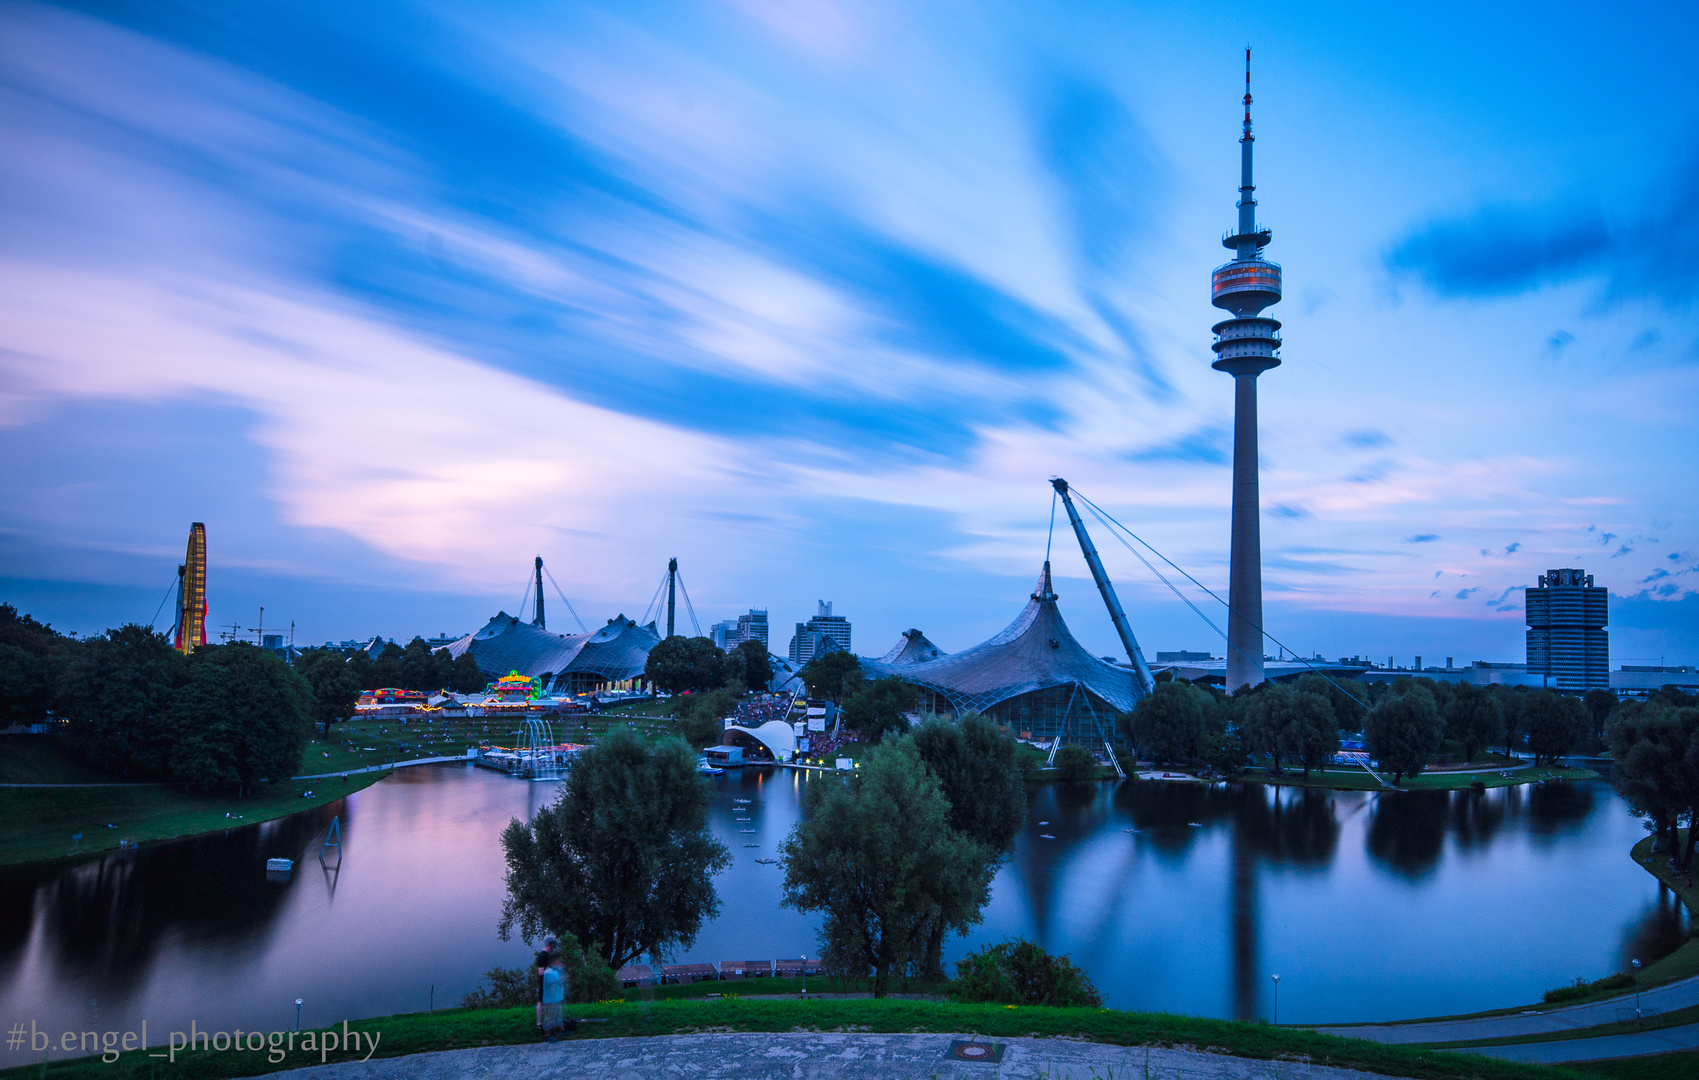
[2,0,1696,665]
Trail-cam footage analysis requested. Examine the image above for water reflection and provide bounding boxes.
[0,768,1687,1065]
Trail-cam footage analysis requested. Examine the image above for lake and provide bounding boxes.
[0,764,1687,1066]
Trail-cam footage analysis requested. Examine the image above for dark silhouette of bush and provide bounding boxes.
[952,939,1101,1007]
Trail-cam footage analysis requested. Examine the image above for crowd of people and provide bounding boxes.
[731,693,796,728]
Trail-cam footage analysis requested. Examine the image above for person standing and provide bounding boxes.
[539,959,566,1041]
[534,937,557,1032]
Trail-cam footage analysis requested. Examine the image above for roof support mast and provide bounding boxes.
[1051,479,1155,694]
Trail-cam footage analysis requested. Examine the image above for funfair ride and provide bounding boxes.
[172,522,208,656]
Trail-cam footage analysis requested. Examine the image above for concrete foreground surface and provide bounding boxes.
[274,1032,1389,1080]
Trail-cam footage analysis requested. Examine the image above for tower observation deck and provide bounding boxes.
[1213,50,1281,693]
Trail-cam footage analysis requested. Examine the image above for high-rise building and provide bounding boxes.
[1526,568,1609,691]
[736,609,769,648]
[788,601,851,664]
[1211,51,1283,694]
[713,609,770,652]
[712,619,740,650]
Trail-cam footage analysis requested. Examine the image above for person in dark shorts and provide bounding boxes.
[534,937,557,1031]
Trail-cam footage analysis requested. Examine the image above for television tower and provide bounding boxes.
[1211,49,1281,692]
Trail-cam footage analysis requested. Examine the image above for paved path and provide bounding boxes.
[293,756,472,780]
[273,1032,1389,1080]
[1451,1021,1699,1063]
[1308,974,1699,1045]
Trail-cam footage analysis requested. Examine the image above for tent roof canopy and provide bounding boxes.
[862,563,1144,716]
[446,611,659,685]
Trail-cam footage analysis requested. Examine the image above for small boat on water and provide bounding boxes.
[697,758,726,776]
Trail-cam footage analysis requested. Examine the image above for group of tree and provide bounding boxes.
[1239,682,1341,778]
[0,603,314,792]
[332,638,486,695]
[1111,663,1606,784]
[780,714,1027,995]
[1607,686,1699,872]
[796,651,927,742]
[494,712,1053,1000]
[644,636,772,695]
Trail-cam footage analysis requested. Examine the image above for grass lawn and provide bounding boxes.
[1571,1050,1699,1080]
[0,997,1628,1080]
[0,705,739,869]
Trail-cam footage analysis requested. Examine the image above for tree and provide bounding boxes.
[908,714,1027,977]
[1200,728,1250,776]
[398,637,452,690]
[450,650,487,693]
[677,686,741,748]
[343,647,375,691]
[57,624,183,778]
[1237,684,1338,777]
[369,641,405,689]
[295,648,362,734]
[1607,702,1698,869]
[1121,681,1209,764]
[1364,684,1444,785]
[0,604,63,727]
[1443,682,1502,764]
[1523,690,1589,766]
[1237,685,1287,774]
[1583,688,1618,740]
[798,649,864,701]
[780,738,992,996]
[498,729,730,971]
[1295,673,1368,732]
[1493,686,1528,760]
[1282,691,1342,779]
[840,676,918,740]
[732,640,772,692]
[952,939,1102,1007]
[169,644,313,793]
[1053,743,1097,781]
[910,714,1027,855]
[643,636,726,695]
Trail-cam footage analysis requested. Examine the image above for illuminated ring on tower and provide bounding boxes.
[1210,259,1282,316]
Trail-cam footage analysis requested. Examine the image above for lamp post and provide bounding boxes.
[801,957,807,997]
[1632,959,1641,1020]
[294,999,303,1032]
[1271,974,1280,1025]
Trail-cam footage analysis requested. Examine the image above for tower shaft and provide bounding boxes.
[1226,375,1266,691]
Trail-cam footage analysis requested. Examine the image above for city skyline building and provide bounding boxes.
[1526,568,1609,691]
[1211,50,1283,694]
[788,600,851,665]
[713,608,770,651]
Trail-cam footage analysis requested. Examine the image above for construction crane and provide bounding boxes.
[1051,479,1155,695]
